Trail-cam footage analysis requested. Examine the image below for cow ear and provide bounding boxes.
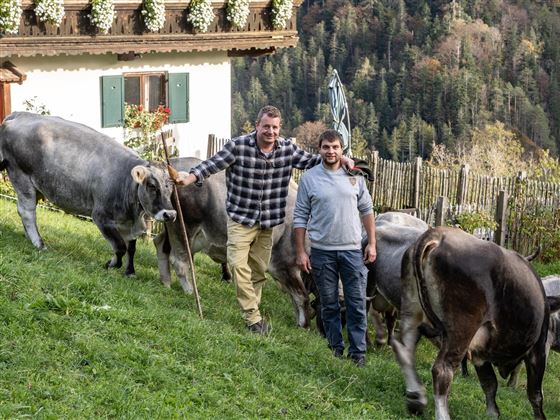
[131,166,149,184]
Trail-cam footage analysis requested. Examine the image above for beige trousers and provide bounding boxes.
[227,218,273,326]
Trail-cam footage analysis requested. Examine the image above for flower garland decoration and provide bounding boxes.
[226,0,249,29]
[141,0,165,32]
[89,0,115,34]
[271,0,292,30]
[187,0,214,33]
[0,0,21,34]
[35,0,65,26]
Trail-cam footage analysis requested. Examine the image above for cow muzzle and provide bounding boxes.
[154,209,177,222]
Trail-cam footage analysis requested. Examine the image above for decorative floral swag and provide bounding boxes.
[89,0,115,34]
[142,0,165,32]
[187,0,214,33]
[0,0,21,34]
[271,0,293,30]
[226,0,250,30]
[34,0,65,27]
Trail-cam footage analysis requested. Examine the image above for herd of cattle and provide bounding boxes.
[1,112,559,419]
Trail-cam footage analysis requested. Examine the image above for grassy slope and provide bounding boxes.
[0,198,559,419]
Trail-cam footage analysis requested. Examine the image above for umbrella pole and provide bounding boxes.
[160,133,203,319]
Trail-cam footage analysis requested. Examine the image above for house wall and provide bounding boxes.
[8,51,231,159]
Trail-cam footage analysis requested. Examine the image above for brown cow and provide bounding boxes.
[391,227,558,420]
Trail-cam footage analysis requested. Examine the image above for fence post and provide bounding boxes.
[370,150,379,199]
[207,134,216,158]
[412,156,422,210]
[434,196,448,227]
[456,164,470,209]
[494,190,508,247]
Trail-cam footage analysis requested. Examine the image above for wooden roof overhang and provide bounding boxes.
[0,1,302,58]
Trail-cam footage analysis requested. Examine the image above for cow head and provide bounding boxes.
[131,165,177,222]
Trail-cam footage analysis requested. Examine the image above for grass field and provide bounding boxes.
[0,197,559,419]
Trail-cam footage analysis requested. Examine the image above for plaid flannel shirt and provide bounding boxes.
[190,132,320,228]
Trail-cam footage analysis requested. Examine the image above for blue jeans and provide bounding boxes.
[310,248,368,358]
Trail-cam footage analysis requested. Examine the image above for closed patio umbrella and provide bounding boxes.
[328,69,352,155]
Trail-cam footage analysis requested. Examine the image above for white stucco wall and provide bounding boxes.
[8,51,231,159]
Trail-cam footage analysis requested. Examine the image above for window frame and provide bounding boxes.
[123,71,167,111]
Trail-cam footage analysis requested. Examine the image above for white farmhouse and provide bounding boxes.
[0,0,301,158]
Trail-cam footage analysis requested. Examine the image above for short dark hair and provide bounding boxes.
[318,129,343,148]
[256,105,282,124]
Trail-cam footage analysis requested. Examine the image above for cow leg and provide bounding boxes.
[170,251,194,294]
[125,240,137,277]
[473,361,500,417]
[525,344,547,419]
[461,357,469,377]
[93,213,126,270]
[153,232,172,288]
[507,363,521,387]
[385,309,397,343]
[431,348,464,420]
[288,288,310,329]
[221,263,232,283]
[390,307,427,415]
[369,309,387,346]
[8,169,45,249]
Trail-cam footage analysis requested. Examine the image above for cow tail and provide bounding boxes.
[414,233,446,337]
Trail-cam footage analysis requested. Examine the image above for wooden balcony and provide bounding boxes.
[0,1,302,58]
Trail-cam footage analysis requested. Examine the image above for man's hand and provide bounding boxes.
[341,155,356,171]
[173,171,197,186]
[363,243,377,264]
[296,251,312,274]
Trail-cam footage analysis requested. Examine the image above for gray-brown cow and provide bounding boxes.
[0,112,176,275]
[391,227,559,420]
[154,157,312,327]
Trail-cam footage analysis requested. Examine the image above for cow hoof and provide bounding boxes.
[125,272,136,278]
[406,391,427,415]
[105,260,122,269]
[375,338,388,347]
[221,275,232,284]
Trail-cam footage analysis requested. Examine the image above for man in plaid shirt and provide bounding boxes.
[176,105,354,334]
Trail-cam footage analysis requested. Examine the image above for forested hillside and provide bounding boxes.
[232,0,560,161]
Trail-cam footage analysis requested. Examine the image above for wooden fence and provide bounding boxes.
[205,135,560,258]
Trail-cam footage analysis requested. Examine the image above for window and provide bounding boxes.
[124,72,166,112]
[100,72,189,128]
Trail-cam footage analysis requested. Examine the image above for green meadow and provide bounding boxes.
[0,197,558,419]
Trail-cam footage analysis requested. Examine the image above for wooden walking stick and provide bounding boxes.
[160,133,203,319]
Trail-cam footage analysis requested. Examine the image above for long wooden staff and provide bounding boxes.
[160,133,203,319]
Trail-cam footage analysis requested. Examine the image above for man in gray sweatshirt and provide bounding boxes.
[293,129,376,366]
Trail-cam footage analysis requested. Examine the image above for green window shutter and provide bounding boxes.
[168,73,189,123]
[100,75,124,128]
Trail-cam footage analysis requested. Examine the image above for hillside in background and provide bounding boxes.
[232,0,560,161]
